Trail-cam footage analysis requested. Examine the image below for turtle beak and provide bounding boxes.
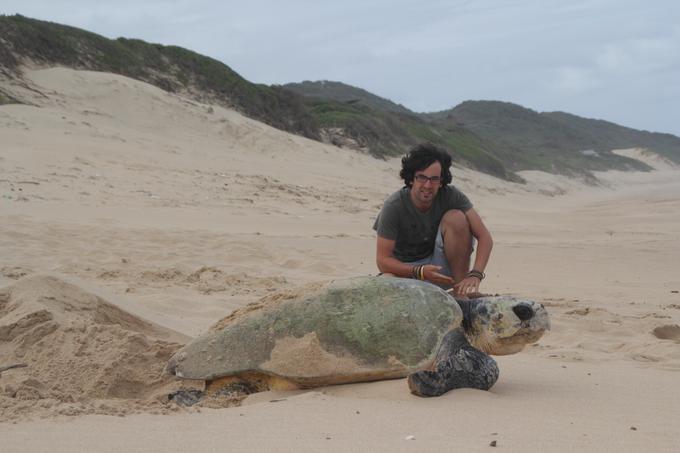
[541,304,551,331]
[530,303,551,331]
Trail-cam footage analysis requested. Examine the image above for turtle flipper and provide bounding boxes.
[407,370,446,396]
[168,389,204,406]
[407,330,499,397]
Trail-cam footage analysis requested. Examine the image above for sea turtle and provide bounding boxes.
[166,276,549,401]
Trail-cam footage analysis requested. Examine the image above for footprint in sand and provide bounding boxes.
[652,324,680,341]
[565,307,590,316]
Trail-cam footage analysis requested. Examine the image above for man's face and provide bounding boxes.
[410,161,442,207]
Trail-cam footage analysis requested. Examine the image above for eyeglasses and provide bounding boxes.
[414,174,442,184]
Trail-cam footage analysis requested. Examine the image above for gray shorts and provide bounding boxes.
[405,228,475,289]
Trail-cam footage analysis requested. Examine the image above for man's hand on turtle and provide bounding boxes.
[423,265,454,286]
[453,276,481,297]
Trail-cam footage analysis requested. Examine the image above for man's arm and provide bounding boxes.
[454,208,493,295]
[376,236,413,277]
[376,236,454,285]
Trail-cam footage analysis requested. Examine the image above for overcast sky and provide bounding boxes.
[3,0,679,135]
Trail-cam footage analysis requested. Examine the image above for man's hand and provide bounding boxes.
[422,265,454,286]
[453,275,481,297]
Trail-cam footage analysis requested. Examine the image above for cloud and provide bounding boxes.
[551,67,598,95]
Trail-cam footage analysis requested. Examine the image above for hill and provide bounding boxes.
[424,101,676,174]
[281,81,516,178]
[301,97,515,179]
[542,111,680,165]
[0,15,514,179]
[2,14,679,181]
[0,14,319,139]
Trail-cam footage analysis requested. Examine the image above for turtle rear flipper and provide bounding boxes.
[168,389,203,406]
[407,330,499,397]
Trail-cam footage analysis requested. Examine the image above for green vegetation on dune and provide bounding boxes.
[284,81,516,178]
[403,120,516,180]
[306,98,518,180]
[284,80,414,115]
[437,127,515,181]
[308,99,413,155]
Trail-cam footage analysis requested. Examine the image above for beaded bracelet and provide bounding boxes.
[411,265,426,280]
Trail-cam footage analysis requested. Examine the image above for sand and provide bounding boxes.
[1,67,679,452]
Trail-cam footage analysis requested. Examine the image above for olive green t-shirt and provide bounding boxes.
[372,185,473,262]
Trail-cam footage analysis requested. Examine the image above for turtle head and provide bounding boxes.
[459,296,550,356]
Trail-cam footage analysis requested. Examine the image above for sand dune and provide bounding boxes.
[0,274,190,420]
[1,68,680,451]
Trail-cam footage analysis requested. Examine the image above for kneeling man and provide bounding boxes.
[373,143,493,296]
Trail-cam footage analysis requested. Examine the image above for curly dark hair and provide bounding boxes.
[399,143,453,187]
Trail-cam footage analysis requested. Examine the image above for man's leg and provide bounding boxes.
[439,209,473,284]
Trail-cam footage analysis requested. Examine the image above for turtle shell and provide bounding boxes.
[167,277,462,386]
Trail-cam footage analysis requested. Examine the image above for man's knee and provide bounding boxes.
[441,209,470,234]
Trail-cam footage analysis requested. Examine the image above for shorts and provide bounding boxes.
[404,227,475,289]
[377,224,475,290]
[406,226,452,278]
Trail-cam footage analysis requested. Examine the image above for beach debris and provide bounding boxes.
[405,435,416,440]
[490,440,498,447]
[0,363,28,378]
[630,426,637,431]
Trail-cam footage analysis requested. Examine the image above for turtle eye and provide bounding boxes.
[512,303,534,321]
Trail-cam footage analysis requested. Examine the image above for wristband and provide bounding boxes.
[410,265,427,280]
[467,269,485,280]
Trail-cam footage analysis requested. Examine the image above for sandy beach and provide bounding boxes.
[1,67,679,452]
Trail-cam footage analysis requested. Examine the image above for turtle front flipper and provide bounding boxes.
[407,329,499,397]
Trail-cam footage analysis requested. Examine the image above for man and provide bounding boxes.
[373,143,493,296]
